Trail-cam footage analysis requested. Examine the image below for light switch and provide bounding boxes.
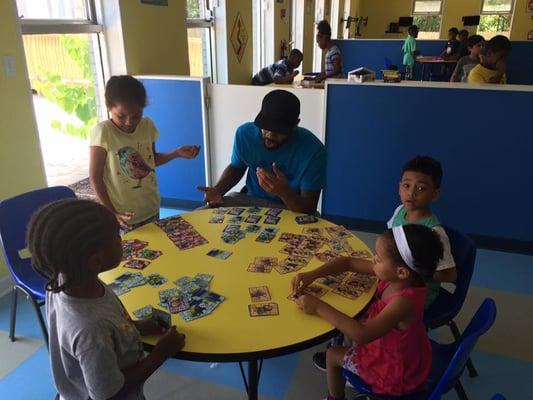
[3,56,16,77]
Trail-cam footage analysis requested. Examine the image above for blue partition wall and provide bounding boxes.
[322,83,533,252]
[141,78,207,209]
[336,39,533,85]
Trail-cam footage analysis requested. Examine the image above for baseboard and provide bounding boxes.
[0,275,13,299]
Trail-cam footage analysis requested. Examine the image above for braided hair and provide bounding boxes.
[381,224,444,282]
[27,199,119,293]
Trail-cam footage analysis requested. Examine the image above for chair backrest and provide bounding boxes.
[429,298,497,400]
[0,186,76,294]
[443,225,477,316]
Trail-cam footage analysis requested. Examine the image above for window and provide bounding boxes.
[412,0,443,40]
[186,0,215,80]
[478,0,514,38]
[16,0,106,187]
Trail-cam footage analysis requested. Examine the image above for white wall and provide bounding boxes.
[207,84,325,191]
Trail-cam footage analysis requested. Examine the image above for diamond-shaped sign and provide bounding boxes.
[230,12,248,64]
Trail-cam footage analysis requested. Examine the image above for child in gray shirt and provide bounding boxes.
[450,35,485,83]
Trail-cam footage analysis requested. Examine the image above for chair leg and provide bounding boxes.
[29,297,49,349]
[454,380,469,400]
[449,320,479,378]
[9,286,18,342]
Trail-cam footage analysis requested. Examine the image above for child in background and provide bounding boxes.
[402,25,419,80]
[252,49,303,85]
[388,156,456,308]
[316,20,343,82]
[28,199,186,400]
[457,29,470,58]
[468,35,512,84]
[451,35,485,82]
[293,224,444,399]
[441,27,461,60]
[90,75,200,231]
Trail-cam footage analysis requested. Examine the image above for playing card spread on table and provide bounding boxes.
[114,272,146,288]
[349,250,373,260]
[179,288,225,322]
[342,272,376,292]
[245,224,261,233]
[146,273,168,287]
[315,250,342,263]
[152,308,172,329]
[132,305,153,319]
[264,215,280,225]
[159,288,180,306]
[194,273,214,285]
[167,295,190,313]
[229,216,244,224]
[295,215,318,225]
[333,284,363,300]
[256,228,277,243]
[265,208,282,217]
[253,257,278,267]
[248,302,279,317]
[328,238,353,253]
[228,207,245,215]
[244,215,261,224]
[303,227,323,236]
[213,207,230,215]
[326,226,353,240]
[280,245,314,259]
[156,216,208,251]
[302,284,328,297]
[221,228,246,245]
[122,239,149,260]
[249,286,271,302]
[123,259,151,270]
[247,207,262,214]
[136,249,162,260]
[247,263,273,273]
[209,214,225,224]
[206,248,232,260]
[275,256,309,274]
[109,281,130,296]
[316,275,343,289]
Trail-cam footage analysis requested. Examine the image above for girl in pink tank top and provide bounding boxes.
[292,225,444,399]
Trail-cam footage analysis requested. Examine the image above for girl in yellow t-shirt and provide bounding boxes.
[90,75,200,230]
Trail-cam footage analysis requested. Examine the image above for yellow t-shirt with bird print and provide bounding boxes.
[90,117,160,225]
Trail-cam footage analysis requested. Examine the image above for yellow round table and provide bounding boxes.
[100,208,376,400]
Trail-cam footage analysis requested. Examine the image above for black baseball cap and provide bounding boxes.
[254,90,300,135]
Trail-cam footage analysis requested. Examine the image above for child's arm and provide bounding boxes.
[296,294,415,345]
[89,146,133,226]
[153,143,200,166]
[109,327,185,399]
[292,256,374,294]
[273,70,299,84]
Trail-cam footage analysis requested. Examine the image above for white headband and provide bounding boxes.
[392,226,418,272]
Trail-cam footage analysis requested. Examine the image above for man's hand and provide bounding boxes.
[256,163,290,197]
[197,186,223,207]
[176,145,200,159]
[295,294,322,315]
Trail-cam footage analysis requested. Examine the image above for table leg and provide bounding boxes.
[248,360,259,400]
[421,64,425,81]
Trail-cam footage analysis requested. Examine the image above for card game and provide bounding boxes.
[248,302,279,317]
[156,215,208,251]
[264,215,280,225]
[245,224,261,233]
[209,214,225,224]
[228,207,245,215]
[265,208,282,217]
[247,207,262,214]
[123,259,151,270]
[206,248,232,260]
[146,273,168,287]
[295,215,318,225]
[249,286,271,302]
[136,248,162,260]
[244,214,261,224]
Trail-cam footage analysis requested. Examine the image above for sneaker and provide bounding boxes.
[312,351,327,371]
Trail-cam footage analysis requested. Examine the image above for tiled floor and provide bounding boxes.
[0,209,531,399]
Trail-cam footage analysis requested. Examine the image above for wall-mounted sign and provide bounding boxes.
[527,0,533,12]
[230,12,248,63]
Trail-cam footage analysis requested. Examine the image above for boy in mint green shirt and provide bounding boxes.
[387,156,456,308]
[402,25,419,80]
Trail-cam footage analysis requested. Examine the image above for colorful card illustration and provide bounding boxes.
[228,207,245,216]
[315,250,342,263]
[209,214,225,224]
[206,248,232,260]
[109,281,130,296]
[247,207,262,214]
[326,226,353,240]
[332,283,363,300]
[303,227,323,236]
[136,249,162,260]
[265,208,282,217]
[146,273,168,287]
[302,284,328,297]
[316,275,343,289]
[123,259,151,270]
[133,305,153,319]
[168,295,190,313]
[248,302,279,317]
[152,308,172,329]
[247,263,273,273]
[245,224,261,233]
[229,216,244,224]
[295,215,318,225]
[249,286,271,302]
[159,288,180,306]
[264,215,280,225]
[213,207,230,215]
[244,215,261,224]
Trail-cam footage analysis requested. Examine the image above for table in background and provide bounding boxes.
[417,56,457,81]
[100,208,376,400]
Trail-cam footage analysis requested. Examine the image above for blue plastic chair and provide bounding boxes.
[424,225,478,377]
[343,298,497,400]
[0,186,76,348]
[490,395,506,400]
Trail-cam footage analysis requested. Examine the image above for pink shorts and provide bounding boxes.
[343,345,360,375]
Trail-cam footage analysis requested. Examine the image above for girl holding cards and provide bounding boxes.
[292,225,443,399]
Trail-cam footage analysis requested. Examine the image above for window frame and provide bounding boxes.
[186,0,216,81]
[412,0,443,16]
[478,0,514,35]
[480,0,514,15]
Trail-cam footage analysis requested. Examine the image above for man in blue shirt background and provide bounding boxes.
[197,90,326,214]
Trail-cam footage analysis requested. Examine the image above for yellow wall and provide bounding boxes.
[274,0,291,60]
[119,0,190,75]
[302,0,316,72]
[352,0,533,40]
[511,0,533,39]
[225,0,253,84]
[0,0,47,278]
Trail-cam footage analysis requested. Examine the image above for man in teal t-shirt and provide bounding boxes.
[197,90,326,215]
[402,25,419,80]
